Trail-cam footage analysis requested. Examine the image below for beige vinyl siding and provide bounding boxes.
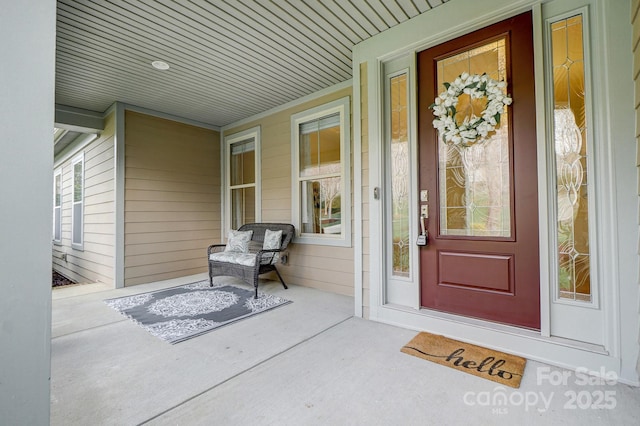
[124,111,220,286]
[360,63,370,317]
[52,113,115,284]
[225,86,354,296]
[632,0,640,374]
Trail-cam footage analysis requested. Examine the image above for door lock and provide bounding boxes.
[416,214,428,246]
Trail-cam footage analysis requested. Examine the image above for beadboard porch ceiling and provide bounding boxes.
[56,0,450,128]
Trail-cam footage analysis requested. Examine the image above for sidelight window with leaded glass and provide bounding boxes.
[550,15,592,302]
[388,72,411,277]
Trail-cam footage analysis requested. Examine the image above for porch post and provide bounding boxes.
[0,0,56,423]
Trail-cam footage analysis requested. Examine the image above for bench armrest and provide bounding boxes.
[207,244,226,256]
[255,248,284,264]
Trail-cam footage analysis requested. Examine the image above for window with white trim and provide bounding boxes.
[71,153,84,249]
[225,127,260,231]
[291,97,351,246]
[53,168,62,244]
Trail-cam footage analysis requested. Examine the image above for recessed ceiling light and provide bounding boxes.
[151,60,170,70]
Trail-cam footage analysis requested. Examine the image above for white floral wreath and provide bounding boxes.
[430,72,512,147]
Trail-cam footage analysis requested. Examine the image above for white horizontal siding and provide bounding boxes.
[52,112,116,285]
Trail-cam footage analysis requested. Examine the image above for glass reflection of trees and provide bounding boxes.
[299,118,343,235]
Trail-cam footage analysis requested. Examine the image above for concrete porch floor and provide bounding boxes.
[51,273,640,425]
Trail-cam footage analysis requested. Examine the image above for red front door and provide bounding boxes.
[418,12,540,329]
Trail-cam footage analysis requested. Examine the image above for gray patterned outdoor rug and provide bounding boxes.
[105,280,291,344]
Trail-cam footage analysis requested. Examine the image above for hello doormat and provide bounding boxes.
[105,280,291,344]
[401,332,526,388]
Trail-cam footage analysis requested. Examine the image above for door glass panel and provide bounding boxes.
[551,16,591,302]
[389,73,410,277]
[436,38,512,237]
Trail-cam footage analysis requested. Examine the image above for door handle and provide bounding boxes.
[417,214,428,246]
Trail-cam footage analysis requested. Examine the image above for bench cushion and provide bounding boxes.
[209,251,279,266]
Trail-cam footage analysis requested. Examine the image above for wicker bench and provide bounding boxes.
[207,223,294,298]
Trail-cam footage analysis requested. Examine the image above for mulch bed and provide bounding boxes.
[52,271,76,287]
